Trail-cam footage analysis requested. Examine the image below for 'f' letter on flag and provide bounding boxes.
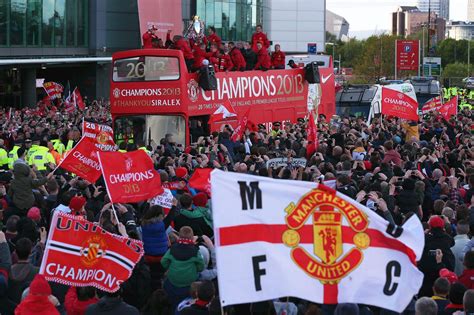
[211,170,424,312]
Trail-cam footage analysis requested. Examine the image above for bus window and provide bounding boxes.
[114,115,185,149]
[112,56,180,82]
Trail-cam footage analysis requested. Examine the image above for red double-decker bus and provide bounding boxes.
[110,49,335,146]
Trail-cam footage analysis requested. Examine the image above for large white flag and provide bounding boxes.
[211,170,424,312]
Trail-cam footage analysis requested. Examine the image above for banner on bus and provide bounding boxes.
[82,120,117,151]
[40,211,144,292]
[212,170,424,312]
[98,150,164,203]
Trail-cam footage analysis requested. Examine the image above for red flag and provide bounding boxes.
[58,137,102,183]
[64,92,75,112]
[421,96,443,114]
[43,82,64,100]
[306,111,318,158]
[73,87,86,110]
[231,108,250,142]
[210,99,237,123]
[40,211,144,293]
[82,120,117,151]
[381,87,419,121]
[439,96,458,119]
[188,168,212,195]
[98,150,164,203]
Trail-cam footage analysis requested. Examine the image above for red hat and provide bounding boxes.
[439,268,458,284]
[69,196,86,214]
[193,192,208,207]
[429,215,445,229]
[29,274,51,296]
[27,207,41,221]
[175,167,188,179]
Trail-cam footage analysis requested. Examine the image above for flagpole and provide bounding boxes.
[96,151,120,224]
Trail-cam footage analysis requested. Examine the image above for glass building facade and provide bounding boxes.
[196,0,263,41]
[0,0,88,47]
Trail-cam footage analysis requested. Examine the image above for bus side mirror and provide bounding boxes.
[199,65,218,91]
[305,62,321,84]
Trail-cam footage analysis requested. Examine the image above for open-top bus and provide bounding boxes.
[110,49,335,146]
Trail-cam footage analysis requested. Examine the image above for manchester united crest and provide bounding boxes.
[282,187,370,284]
[80,235,107,267]
[187,79,199,103]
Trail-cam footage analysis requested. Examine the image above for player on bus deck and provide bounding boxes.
[228,42,246,71]
[251,24,270,52]
[171,35,194,72]
[204,26,222,51]
[142,25,158,49]
[271,44,286,69]
[254,41,271,71]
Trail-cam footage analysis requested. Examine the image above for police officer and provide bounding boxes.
[8,141,21,170]
[0,139,8,170]
[137,140,151,155]
[50,135,65,156]
[118,142,127,153]
[28,140,55,172]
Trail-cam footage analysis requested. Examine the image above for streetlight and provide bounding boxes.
[326,42,337,73]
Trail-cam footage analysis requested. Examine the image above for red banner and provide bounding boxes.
[82,120,117,151]
[43,82,64,100]
[58,137,102,183]
[40,212,144,292]
[440,96,458,119]
[421,96,443,114]
[381,87,419,121]
[73,88,86,110]
[98,150,164,203]
[231,108,250,142]
[188,168,212,195]
[306,111,318,158]
[396,40,420,71]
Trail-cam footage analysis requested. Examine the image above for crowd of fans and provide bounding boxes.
[0,97,472,315]
[142,24,294,72]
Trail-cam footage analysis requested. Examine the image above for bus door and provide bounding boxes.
[189,115,210,143]
[114,114,186,149]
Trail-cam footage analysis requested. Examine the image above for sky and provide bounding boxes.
[326,0,468,38]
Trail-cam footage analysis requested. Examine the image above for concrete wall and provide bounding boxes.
[262,0,325,53]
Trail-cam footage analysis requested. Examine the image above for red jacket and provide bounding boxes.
[459,269,474,289]
[251,32,270,52]
[174,38,194,59]
[255,48,271,70]
[15,295,60,315]
[192,45,207,70]
[230,48,246,70]
[64,287,99,315]
[205,33,222,48]
[271,50,286,68]
[210,54,233,72]
[142,32,157,49]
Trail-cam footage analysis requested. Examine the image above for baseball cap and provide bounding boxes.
[175,167,188,179]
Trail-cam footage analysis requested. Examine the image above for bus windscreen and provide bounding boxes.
[112,56,180,82]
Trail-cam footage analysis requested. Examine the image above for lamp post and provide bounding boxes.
[326,42,337,72]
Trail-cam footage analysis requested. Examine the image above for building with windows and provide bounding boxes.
[416,0,449,20]
[326,10,349,41]
[0,0,326,108]
[392,6,445,43]
[469,0,474,21]
[447,21,474,40]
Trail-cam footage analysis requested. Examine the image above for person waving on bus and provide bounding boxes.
[142,25,158,49]
[172,35,194,71]
[205,26,222,50]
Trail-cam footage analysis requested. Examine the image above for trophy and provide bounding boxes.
[183,15,205,43]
